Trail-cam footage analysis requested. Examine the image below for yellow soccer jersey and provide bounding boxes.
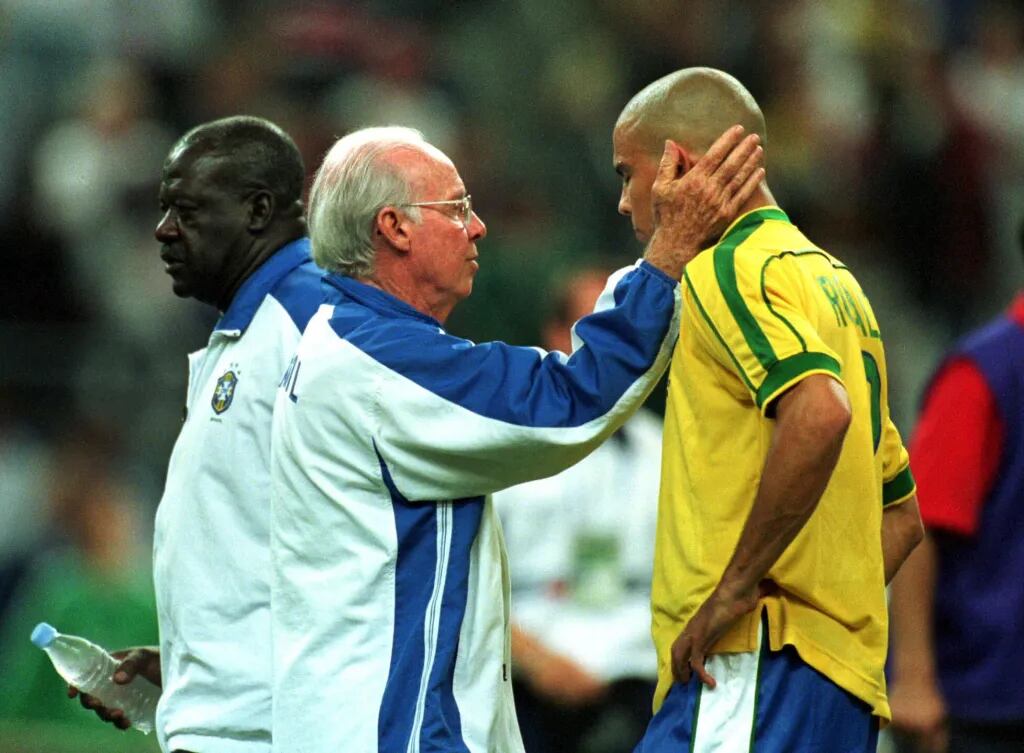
[652,207,915,720]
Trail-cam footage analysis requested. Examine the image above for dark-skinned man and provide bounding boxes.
[613,68,924,752]
[70,115,321,753]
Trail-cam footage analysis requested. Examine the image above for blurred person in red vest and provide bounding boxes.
[889,217,1024,753]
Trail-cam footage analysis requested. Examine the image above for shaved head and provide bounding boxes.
[616,67,766,158]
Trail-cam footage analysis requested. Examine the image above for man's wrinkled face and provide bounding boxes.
[155,144,250,307]
[398,147,487,316]
[612,121,660,243]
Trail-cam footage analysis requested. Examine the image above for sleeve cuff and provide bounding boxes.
[638,259,681,288]
[755,352,843,414]
[883,465,917,507]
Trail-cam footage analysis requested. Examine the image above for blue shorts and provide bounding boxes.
[634,631,879,753]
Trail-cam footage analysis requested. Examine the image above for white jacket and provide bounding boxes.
[154,239,322,753]
[270,260,680,753]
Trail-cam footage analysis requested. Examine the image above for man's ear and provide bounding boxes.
[673,142,698,177]
[375,206,413,253]
[248,190,275,232]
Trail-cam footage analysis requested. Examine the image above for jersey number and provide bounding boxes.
[861,351,881,453]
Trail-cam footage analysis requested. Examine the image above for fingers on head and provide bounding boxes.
[658,140,680,177]
[729,147,763,193]
[705,125,746,169]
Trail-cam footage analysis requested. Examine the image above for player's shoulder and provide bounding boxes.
[682,229,779,294]
[269,259,327,332]
[328,293,464,361]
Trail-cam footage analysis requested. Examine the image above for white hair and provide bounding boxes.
[308,126,428,277]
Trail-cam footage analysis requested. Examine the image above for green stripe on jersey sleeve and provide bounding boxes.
[755,351,842,411]
[883,465,916,507]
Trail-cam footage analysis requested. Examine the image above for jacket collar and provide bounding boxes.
[324,273,444,328]
[215,238,312,335]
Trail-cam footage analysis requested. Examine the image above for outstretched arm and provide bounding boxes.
[670,374,851,688]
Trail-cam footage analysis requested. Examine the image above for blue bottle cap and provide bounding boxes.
[31,622,58,648]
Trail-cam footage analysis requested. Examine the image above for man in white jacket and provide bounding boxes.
[72,116,322,753]
[269,125,763,753]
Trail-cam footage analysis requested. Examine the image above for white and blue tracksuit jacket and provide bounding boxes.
[154,239,322,753]
[269,260,681,753]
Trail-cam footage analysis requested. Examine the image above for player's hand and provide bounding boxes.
[522,647,607,707]
[645,125,765,279]
[512,625,607,707]
[670,583,761,688]
[889,677,949,753]
[68,646,161,730]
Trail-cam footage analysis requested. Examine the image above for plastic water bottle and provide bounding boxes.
[30,622,159,734]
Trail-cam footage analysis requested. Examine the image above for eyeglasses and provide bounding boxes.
[401,195,473,227]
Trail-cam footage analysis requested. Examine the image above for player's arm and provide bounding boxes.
[881,493,923,583]
[510,624,606,706]
[878,407,924,585]
[374,260,680,500]
[671,373,851,687]
[888,533,947,752]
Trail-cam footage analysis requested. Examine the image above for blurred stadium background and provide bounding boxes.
[0,1,1022,751]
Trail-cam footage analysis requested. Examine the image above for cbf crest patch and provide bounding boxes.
[211,370,239,415]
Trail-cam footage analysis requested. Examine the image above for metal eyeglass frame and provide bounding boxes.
[401,195,473,226]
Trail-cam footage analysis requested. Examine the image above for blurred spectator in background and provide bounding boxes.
[494,267,662,753]
[0,396,53,625]
[889,216,1024,753]
[0,419,157,752]
[29,58,208,475]
[948,0,1024,308]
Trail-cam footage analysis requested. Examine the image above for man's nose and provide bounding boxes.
[155,212,178,242]
[468,211,487,241]
[618,187,631,217]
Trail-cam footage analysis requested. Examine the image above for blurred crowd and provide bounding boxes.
[1,0,1022,750]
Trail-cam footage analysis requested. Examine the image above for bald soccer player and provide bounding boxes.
[613,68,924,752]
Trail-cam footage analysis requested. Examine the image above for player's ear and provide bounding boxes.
[375,206,413,254]
[676,144,698,176]
[248,189,275,232]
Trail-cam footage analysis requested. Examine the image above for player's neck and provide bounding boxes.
[736,183,778,218]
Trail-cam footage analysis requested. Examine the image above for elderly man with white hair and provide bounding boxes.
[268,125,763,753]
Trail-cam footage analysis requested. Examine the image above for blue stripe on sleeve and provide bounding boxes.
[376,445,437,753]
[420,498,481,753]
[332,262,676,428]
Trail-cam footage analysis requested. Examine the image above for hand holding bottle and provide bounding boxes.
[31,623,161,734]
[68,646,162,731]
